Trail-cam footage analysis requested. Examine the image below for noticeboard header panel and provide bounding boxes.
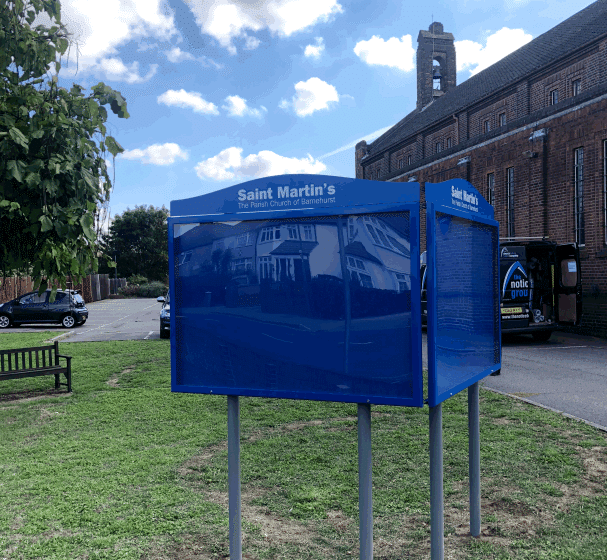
[170,174,420,218]
[425,180,501,407]
[169,175,423,407]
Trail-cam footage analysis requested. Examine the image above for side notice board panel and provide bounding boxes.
[169,174,423,407]
[426,179,501,407]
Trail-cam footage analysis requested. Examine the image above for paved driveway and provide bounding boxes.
[7,298,164,342]
[423,331,607,430]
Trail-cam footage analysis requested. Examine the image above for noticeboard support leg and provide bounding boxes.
[228,395,242,560]
[468,382,481,537]
[429,403,444,560]
[358,402,373,560]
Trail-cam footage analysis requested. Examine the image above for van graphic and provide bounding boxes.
[502,261,529,300]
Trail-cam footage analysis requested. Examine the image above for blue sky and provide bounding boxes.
[52,0,595,225]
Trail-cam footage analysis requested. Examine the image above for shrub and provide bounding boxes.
[127,274,149,286]
[119,281,167,298]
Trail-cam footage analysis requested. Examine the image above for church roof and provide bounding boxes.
[366,0,607,157]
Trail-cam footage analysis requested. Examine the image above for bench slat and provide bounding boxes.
[0,367,68,382]
[0,345,63,356]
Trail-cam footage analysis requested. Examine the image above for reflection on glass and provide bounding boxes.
[434,212,500,397]
[173,212,414,402]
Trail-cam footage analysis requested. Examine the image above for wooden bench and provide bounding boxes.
[0,341,72,393]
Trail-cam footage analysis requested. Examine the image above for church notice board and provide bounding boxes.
[168,174,423,407]
[424,179,502,408]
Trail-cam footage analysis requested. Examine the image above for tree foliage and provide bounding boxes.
[0,0,129,295]
[99,205,169,283]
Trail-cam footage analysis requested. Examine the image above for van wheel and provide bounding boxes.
[61,314,76,328]
[532,331,552,342]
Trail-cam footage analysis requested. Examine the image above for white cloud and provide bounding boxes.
[282,77,340,117]
[51,0,176,81]
[304,37,325,59]
[222,95,266,118]
[95,57,158,83]
[120,143,188,165]
[244,35,261,50]
[183,0,343,54]
[353,35,415,72]
[157,89,220,115]
[137,41,158,52]
[165,46,195,63]
[456,27,533,77]
[195,147,326,181]
[200,57,224,69]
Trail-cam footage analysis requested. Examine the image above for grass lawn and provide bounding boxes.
[0,331,606,559]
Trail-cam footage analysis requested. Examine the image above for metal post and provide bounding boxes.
[358,402,373,560]
[468,382,481,537]
[227,395,242,560]
[429,403,444,560]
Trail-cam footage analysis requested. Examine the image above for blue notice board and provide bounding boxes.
[425,179,501,407]
[169,174,423,407]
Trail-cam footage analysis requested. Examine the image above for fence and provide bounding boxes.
[0,274,127,305]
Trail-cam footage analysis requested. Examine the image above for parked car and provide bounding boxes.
[157,293,170,338]
[0,289,88,329]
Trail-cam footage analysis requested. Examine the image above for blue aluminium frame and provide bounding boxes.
[169,174,423,407]
[425,179,501,408]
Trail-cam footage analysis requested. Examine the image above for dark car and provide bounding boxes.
[0,289,88,329]
[157,293,170,338]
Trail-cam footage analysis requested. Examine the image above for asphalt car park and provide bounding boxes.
[4,297,163,342]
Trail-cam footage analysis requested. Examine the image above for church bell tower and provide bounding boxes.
[417,22,456,110]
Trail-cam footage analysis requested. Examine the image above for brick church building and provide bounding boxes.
[355,1,607,336]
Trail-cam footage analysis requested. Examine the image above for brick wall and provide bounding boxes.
[389,96,607,333]
[528,45,606,113]
[468,92,517,138]
[424,122,457,157]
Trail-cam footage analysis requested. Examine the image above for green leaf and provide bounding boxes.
[9,127,29,149]
[88,98,99,118]
[40,215,53,232]
[70,259,80,275]
[105,136,124,157]
[6,160,25,182]
[38,280,48,296]
[80,214,96,241]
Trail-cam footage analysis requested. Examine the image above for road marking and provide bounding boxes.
[144,331,154,340]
